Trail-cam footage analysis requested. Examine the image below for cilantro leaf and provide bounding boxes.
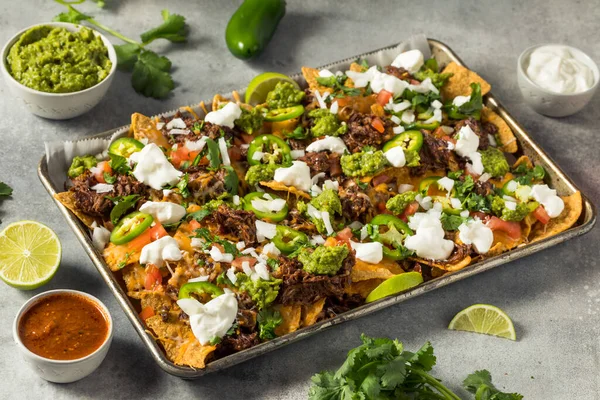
[464,370,523,400]
[444,82,483,120]
[108,194,140,225]
[406,341,436,372]
[0,182,13,196]
[140,9,187,44]
[108,152,131,175]
[187,208,211,222]
[441,213,465,231]
[284,126,310,140]
[205,138,221,170]
[103,172,117,184]
[512,164,546,186]
[114,43,141,71]
[223,166,239,196]
[131,50,174,99]
[257,308,282,340]
[53,5,90,23]
[177,173,190,198]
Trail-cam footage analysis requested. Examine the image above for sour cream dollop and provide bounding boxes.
[526,45,594,94]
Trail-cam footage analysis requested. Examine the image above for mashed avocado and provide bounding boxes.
[298,245,349,275]
[235,273,281,309]
[245,164,277,187]
[68,155,97,178]
[308,109,347,137]
[8,26,112,93]
[235,107,264,134]
[386,191,418,215]
[491,196,530,222]
[266,82,305,109]
[481,147,509,178]
[340,150,388,177]
[310,189,342,216]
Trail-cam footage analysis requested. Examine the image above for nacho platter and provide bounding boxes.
[38,39,596,378]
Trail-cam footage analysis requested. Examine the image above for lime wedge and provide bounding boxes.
[448,304,516,340]
[245,72,299,105]
[0,221,62,290]
[365,272,423,303]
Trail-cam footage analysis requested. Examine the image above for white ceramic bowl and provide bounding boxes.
[1,22,117,120]
[517,44,599,117]
[13,289,113,383]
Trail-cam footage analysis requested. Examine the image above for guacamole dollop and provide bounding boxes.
[68,155,97,178]
[245,164,277,187]
[386,191,418,215]
[235,107,264,134]
[491,196,530,222]
[298,245,349,276]
[266,82,305,109]
[481,147,509,178]
[301,189,343,234]
[308,109,347,137]
[235,273,281,310]
[8,26,112,93]
[340,150,388,177]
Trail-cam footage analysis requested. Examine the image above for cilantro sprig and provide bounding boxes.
[53,1,188,99]
[0,182,13,197]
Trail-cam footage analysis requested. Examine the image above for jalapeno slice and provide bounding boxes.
[418,176,443,195]
[178,281,224,300]
[264,105,304,122]
[370,214,413,261]
[502,180,517,196]
[272,225,309,254]
[247,134,292,166]
[382,130,424,153]
[430,196,462,216]
[108,138,145,158]
[243,192,289,221]
[404,121,441,131]
[110,211,154,245]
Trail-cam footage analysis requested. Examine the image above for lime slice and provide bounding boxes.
[0,221,62,290]
[365,272,423,303]
[245,72,299,105]
[448,304,516,340]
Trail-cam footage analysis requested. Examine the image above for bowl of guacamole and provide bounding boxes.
[1,22,117,120]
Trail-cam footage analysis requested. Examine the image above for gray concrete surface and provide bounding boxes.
[0,0,598,398]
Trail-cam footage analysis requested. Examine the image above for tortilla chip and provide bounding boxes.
[260,180,311,199]
[140,291,173,313]
[346,279,384,299]
[301,298,326,327]
[351,259,403,282]
[370,103,385,118]
[301,67,330,93]
[122,263,145,293]
[512,155,533,170]
[411,256,472,272]
[103,242,139,271]
[131,113,170,149]
[531,191,582,242]
[274,304,301,336]
[481,107,518,153]
[441,62,491,99]
[349,62,366,73]
[54,192,97,228]
[145,313,216,368]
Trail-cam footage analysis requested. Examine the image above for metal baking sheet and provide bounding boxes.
[38,39,596,379]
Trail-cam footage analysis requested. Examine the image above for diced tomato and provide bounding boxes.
[336,227,353,241]
[399,201,419,221]
[410,79,420,85]
[144,264,162,290]
[377,202,387,213]
[240,133,255,144]
[232,256,257,270]
[188,219,201,232]
[228,146,243,162]
[127,222,168,253]
[470,211,488,221]
[93,161,112,183]
[170,145,200,168]
[533,205,551,225]
[372,174,391,187]
[442,135,456,145]
[486,216,522,240]
[371,117,385,133]
[376,90,393,106]
[139,306,155,321]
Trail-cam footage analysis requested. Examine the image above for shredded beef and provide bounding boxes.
[410,131,457,176]
[272,254,354,305]
[339,184,373,223]
[343,112,390,153]
[298,152,341,177]
[214,204,257,246]
[385,66,411,81]
[159,305,170,323]
[454,117,489,150]
[323,294,364,318]
[187,168,227,201]
[444,244,471,265]
[164,111,236,145]
[70,174,146,217]
[217,332,260,356]
[287,138,310,150]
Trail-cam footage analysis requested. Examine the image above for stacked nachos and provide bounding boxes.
[56,49,582,368]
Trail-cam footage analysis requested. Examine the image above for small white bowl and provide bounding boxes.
[517,44,599,117]
[1,22,117,120]
[13,289,113,383]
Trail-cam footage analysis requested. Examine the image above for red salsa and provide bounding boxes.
[18,293,109,360]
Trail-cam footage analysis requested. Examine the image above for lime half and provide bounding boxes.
[365,272,424,303]
[0,221,62,290]
[245,72,299,105]
[448,304,516,340]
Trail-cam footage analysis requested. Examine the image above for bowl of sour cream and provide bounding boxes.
[517,44,598,117]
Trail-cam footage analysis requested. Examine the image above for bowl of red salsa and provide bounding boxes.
[12,289,113,383]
